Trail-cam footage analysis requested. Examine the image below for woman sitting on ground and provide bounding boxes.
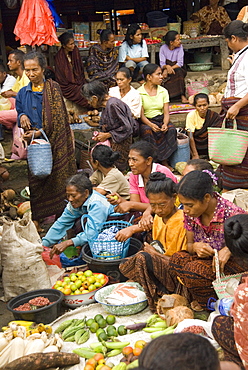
[107,140,177,215]
[54,32,88,113]
[159,30,188,103]
[185,93,221,159]
[82,80,135,172]
[43,173,118,258]
[86,29,118,88]
[90,145,130,199]
[109,67,142,120]
[212,214,248,369]
[169,170,247,310]
[119,172,187,312]
[118,23,149,80]
[138,63,177,169]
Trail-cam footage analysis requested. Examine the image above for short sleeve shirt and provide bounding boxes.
[185,109,205,132]
[118,40,149,63]
[138,84,169,118]
[129,163,177,203]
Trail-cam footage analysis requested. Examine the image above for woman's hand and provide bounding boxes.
[23,130,41,142]
[166,65,175,75]
[138,213,154,231]
[226,104,240,119]
[161,123,168,132]
[115,226,134,242]
[151,123,161,132]
[20,114,31,131]
[106,192,124,205]
[193,242,215,258]
[114,201,131,213]
[213,247,231,274]
[93,132,111,142]
[49,240,73,259]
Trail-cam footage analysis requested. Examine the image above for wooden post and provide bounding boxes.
[0,6,7,66]
[219,37,230,70]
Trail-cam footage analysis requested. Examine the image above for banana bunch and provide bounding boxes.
[55,318,90,345]
[2,321,52,338]
[143,314,176,338]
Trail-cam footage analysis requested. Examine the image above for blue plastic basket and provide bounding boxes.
[82,215,132,260]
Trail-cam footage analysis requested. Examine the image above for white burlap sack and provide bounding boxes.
[0,211,51,301]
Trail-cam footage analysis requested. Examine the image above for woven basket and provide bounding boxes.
[82,214,132,259]
[27,129,52,178]
[183,21,201,36]
[212,250,242,299]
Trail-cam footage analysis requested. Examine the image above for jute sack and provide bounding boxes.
[0,211,51,301]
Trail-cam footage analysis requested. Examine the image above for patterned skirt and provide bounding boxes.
[169,251,248,308]
[139,115,177,162]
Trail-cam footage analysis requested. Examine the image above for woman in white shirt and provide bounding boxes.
[109,67,141,136]
[221,20,248,190]
[118,24,149,80]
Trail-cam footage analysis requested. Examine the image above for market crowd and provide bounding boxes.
[0,9,248,370]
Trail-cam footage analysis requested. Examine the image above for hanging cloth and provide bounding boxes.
[14,0,59,46]
[45,0,64,28]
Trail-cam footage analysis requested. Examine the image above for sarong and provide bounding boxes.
[161,60,186,99]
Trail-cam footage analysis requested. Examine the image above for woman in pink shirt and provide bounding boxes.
[107,140,177,214]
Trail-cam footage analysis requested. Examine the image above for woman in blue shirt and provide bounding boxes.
[16,51,76,232]
[43,173,118,258]
[118,24,149,80]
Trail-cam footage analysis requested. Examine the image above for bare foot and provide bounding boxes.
[181,95,189,104]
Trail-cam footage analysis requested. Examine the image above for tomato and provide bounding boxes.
[86,358,97,368]
[93,353,105,362]
[133,347,142,356]
[84,365,95,370]
[122,346,133,357]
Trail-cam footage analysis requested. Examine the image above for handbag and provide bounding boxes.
[208,118,248,165]
[212,250,242,300]
[169,128,191,168]
[11,124,27,160]
[27,129,53,178]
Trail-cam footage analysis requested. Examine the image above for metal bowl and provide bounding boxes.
[188,63,213,71]
[95,282,148,316]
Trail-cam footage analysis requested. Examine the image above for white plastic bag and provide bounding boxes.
[0,211,51,301]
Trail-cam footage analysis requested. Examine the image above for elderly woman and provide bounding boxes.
[42,173,118,258]
[86,29,119,88]
[190,0,230,35]
[16,51,76,231]
[82,80,135,172]
[159,31,188,103]
[54,32,88,113]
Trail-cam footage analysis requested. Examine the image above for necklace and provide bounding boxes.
[32,82,44,92]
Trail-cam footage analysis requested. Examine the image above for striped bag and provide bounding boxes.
[208,118,248,165]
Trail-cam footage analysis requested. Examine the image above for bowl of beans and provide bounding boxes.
[7,289,64,324]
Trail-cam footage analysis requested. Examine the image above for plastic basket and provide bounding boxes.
[82,214,132,260]
[212,250,242,299]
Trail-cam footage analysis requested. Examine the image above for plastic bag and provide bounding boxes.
[42,246,62,268]
[186,75,209,97]
[1,211,51,301]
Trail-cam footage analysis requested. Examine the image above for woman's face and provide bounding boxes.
[66,185,89,208]
[103,34,115,49]
[24,58,44,85]
[195,98,209,118]
[148,192,176,219]
[116,71,131,90]
[64,38,75,52]
[209,0,219,7]
[131,29,142,44]
[128,149,152,175]
[147,67,163,85]
[170,34,181,49]
[179,194,210,218]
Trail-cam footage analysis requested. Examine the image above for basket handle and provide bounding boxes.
[30,128,50,143]
[222,117,237,130]
[81,214,98,239]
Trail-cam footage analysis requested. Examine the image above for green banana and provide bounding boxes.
[106,349,122,357]
[62,325,85,340]
[143,327,164,333]
[150,324,176,339]
[73,347,98,359]
[126,360,139,370]
[113,363,127,370]
[64,335,76,342]
[105,341,130,350]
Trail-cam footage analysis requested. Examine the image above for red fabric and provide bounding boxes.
[14,0,58,46]
[42,246,62,268]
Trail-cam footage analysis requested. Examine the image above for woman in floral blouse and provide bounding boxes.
[169,170,247,309]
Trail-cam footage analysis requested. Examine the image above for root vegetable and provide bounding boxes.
[87,111,93,116]
[92,109,99,116]
[92,116,100,123]
[2,352,80,370]
[2,189,15,201]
